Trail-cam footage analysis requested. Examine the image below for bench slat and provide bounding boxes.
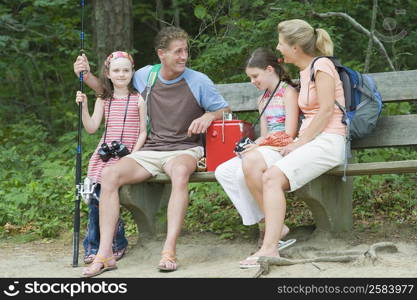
[148,172,217,183]
[352,114,417,149]
[369,70,417,102]
[217,70,417,112]
[147,159,417,183]
[327,160,417,176]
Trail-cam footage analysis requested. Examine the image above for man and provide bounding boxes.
[74,26,230,277]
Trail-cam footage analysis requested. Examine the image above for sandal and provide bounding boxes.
[239,256,260,269]
[83,254,96,265]
[157,250,178,272]
[113,248,126,261]
[278,239,296,251]
[81,255,117,278]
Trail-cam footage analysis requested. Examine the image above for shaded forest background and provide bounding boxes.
[0,0,416,240]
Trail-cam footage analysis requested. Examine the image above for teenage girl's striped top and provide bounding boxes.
[258,81,288,133]
[87,93,143,183]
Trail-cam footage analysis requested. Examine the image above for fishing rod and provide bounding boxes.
[72,0,85,268]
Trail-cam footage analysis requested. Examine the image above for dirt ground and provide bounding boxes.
[1,225,417,278]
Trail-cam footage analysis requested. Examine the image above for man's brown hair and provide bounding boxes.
[154,26,189,52]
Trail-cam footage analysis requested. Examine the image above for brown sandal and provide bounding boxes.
[157,250,178,272]
[82,255,117,278]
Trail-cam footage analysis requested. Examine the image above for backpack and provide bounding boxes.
[310,56,383,140]
[310,56,383,181]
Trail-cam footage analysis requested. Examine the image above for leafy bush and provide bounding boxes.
[185,183,257,240]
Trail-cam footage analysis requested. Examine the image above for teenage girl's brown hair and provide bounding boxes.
[246,47,296,87]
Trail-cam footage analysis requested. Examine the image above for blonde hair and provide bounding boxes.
[277,19,333,57]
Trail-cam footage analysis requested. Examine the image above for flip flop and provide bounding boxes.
[157,250,178,272]
[81,255,117,278]
[278,239,296,251]
[239,256,260,269]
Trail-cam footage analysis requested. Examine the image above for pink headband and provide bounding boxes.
[104,51,134,68]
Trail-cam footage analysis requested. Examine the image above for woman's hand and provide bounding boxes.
[278,141,302,156]
[76,91,87,105]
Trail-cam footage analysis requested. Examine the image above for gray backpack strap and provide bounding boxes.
[335,101,351,182]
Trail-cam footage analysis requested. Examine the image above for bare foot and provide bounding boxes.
[256,223,290,249]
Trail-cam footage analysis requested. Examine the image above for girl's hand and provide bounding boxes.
[239,143,259,156]
[76,91,87,105]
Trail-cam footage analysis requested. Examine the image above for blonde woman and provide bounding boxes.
[240,19,346,267]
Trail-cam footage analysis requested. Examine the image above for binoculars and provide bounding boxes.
[98,141,130,162]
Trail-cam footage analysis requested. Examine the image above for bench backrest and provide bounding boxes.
[215,70,417,149]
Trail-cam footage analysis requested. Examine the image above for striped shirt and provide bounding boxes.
[258,81,288,133]
[87,93,143,183]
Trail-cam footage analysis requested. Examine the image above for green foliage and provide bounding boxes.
[185,183,256,239]
[0,116,93,238]
[0,0,90,136]
[352,147,417,226]
[353,173,417,225]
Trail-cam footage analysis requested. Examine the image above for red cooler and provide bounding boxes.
[206,120,254,171]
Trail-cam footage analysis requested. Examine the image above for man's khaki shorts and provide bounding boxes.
[126,146,204,176]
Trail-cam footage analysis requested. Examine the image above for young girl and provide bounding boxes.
[75,51,147,265]
[243,19,346,267]
[215,48,299,267]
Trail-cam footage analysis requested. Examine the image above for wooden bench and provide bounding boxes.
[120,69,417,236]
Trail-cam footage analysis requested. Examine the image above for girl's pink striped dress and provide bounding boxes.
[87,93,143,183]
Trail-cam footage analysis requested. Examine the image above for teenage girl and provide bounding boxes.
[215,48,299,267]
[241,19,346,267]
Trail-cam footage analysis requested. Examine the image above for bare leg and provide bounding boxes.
[242,149,268,211]
[254,166,290,257]
[242,150,289,247]
[158,154,197,270]
[82,157,152,276]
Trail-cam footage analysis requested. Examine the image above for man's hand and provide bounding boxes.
[73,53,91,78]
[187,113,215,137]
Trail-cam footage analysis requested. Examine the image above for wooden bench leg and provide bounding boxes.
[295,175,353,233]
[119,183,170,236]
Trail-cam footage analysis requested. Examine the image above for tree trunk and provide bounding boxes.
[92,0,133,72]
[172,0,180,27]
[156,0,165,29]
[364,0,378,73]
